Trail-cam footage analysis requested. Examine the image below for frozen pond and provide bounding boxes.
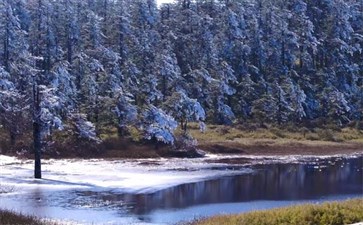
[0,154,362,224]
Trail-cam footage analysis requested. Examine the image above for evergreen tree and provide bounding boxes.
[0,0,362,170]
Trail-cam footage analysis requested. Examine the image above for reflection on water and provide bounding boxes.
[1,157,362,224]
[73,157,363,216]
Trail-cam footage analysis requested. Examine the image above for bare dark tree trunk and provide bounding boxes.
[299,46,304,69]
[9,131,16,146]
[33,82,42,179]
[117,126,125,138]
[184,120,188,134]
[162,75,167,99]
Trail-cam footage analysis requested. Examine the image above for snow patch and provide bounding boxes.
[0,155,250,194]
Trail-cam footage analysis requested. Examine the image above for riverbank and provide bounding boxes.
[189,198,363,225]
[0,210,57,225]
[1,125,362,159]
[199,139,363,156]
[192,125,363,156]
[2,198,362,225]
[53,125,363,158]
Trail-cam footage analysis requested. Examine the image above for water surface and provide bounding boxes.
[1,156,362,224]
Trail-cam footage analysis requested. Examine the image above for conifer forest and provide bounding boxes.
[1,1,363,224]
[0,0,362,146]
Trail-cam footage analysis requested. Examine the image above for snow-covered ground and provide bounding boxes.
[0,154,254,193]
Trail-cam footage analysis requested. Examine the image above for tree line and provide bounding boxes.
[0,0,362,156]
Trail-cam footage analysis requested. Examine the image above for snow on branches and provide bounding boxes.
[143,105,178,145]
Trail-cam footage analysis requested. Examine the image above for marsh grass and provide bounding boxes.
[188,123,363,145]
[190,199,363,225]
[0,210,59,225]
[1,122,362,157]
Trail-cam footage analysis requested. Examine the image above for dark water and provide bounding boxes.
[67,156,363,223]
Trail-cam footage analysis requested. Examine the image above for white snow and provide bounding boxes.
[157,0,174,6]
[0,155,22,165]
[0,155,250,194]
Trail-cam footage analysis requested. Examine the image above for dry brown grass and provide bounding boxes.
[189,124,363,155]
[1,123,362,158]
[190,198,363,225]
[0,210,59,225]
[188,124,363,143]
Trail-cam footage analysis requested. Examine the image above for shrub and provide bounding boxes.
[298,127,310,138]
[325,123,342,132]
[270,128,286,138]
[215,126,231,135]
[0,210,58,225]
[355,121,363,130]
[316,129,337,142]
[129,126,142,142]
[284,123,299,133]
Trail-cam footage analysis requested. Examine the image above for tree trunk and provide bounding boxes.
[9,131,16,146]
[299,46,304,69]
[184,120,188,134]
[33,119,42,179]
[33,83,42,179]
[162,75,167,99]
[117,125,125,138]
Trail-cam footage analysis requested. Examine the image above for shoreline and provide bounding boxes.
[1,125,362,159]
[2,138,363,160]
[2,198,363,225]
[190,198,363,225]
[199,139,363,157]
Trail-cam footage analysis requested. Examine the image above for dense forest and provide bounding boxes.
[0,0,362,147]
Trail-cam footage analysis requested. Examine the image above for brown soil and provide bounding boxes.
[199,141,363,156]
[5,138,172,160]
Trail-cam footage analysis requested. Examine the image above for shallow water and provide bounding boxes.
[1,156,362,224]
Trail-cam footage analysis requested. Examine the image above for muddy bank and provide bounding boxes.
[199,140,363,156]
[2,136,363,160]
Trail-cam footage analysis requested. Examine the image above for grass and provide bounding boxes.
[1,123,362,158]
[190,198,363,225]
[188,124,363,143]
[0,210,58,225]
[184,124,363,155]
[1,200,362,225]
